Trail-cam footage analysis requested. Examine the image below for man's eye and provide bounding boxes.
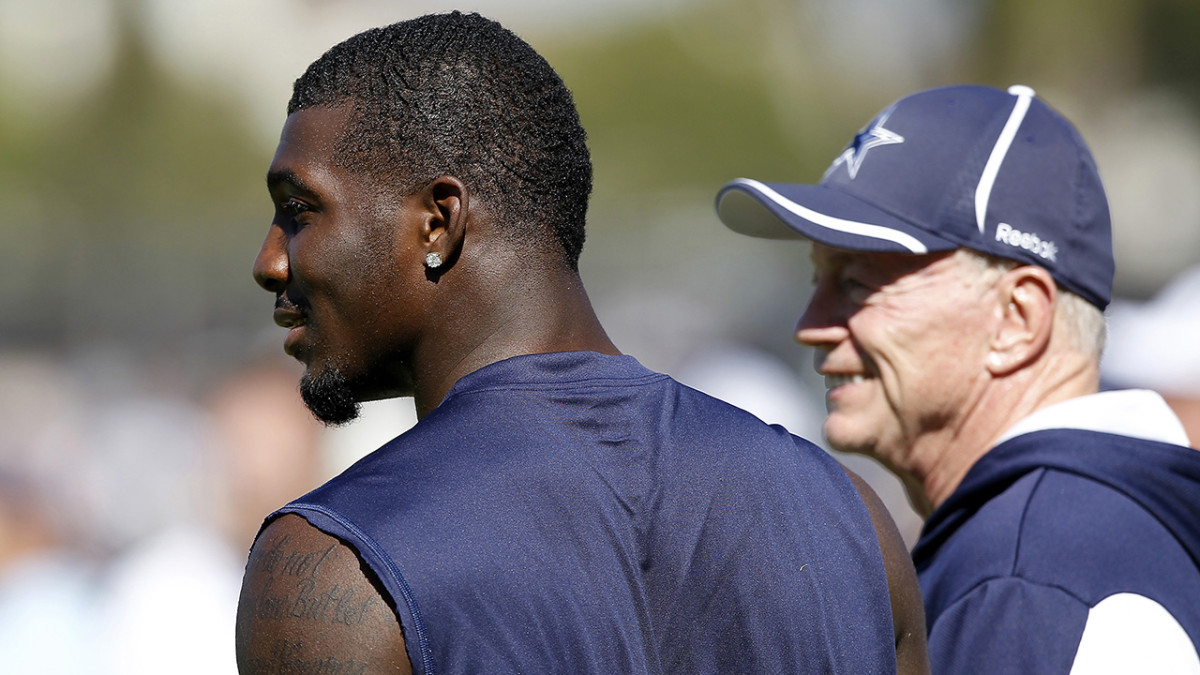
[840,276,869,291]
[839,276,877,302]
[279,199,311,217]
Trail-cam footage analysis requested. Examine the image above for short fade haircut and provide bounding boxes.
[288,11,592,269]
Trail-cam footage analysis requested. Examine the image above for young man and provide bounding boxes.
[235,12,926,674]
[717,83,1200,673]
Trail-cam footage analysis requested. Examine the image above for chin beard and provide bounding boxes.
[299,365,361,426]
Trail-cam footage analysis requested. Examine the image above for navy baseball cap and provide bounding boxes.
[716,84,1114,309]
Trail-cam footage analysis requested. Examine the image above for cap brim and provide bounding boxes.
[715,178,957,255]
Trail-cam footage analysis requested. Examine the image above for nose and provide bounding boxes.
[794,285,849,348]
[252,223,289,293]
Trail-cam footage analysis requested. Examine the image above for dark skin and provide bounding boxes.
[236,513,411,674]
[237,103,929,673]
[845,470,931,673]
[239,102,620,674]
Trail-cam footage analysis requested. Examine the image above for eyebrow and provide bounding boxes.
[810,247,853,269]
[266,168,318,196]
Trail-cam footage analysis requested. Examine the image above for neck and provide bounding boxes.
[906,350,1100,516]
[411,261,618,419]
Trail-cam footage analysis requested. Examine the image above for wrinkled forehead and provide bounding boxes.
[808,241,960,283]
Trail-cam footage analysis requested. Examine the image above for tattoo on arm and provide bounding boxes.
[236,515,412,674]
[243,537,381,625]
[241,639,370,675]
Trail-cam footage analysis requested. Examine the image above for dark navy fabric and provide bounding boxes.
[715,84,1115,309]
[914,428,1200,673]
[270,351,895,674]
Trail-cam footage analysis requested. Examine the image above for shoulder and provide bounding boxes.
[667,383,845,473]
[1013,468,1200,608]
[923,459,1200,667]
[928,579,1200,674]
[923,464,1189,601]
[991,456,1188,560]
[236,513,412,674]
[926,576,1090,674]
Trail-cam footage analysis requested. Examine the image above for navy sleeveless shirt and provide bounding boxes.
[270,351,894,674]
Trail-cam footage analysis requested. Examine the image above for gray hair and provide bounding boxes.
[956,249,1106,361]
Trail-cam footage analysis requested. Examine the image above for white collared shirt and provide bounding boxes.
[997,388,1190,447]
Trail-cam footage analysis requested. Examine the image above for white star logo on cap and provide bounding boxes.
[828,109,905,180]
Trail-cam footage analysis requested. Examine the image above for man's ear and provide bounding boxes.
[419,175,468,272]
[987,266,1056,376]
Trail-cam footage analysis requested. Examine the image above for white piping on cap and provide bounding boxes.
[976,85,1036,234]
[728,178,928,253]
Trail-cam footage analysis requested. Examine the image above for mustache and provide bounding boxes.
[272,293,310,329]
[274,293,308,314]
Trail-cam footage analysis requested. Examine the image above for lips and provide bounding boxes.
[273,305,306,329]
[825,373,866,390]
[821,371,875,414]
[273,297,309,358]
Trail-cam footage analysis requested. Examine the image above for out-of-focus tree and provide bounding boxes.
[0,2,267,374]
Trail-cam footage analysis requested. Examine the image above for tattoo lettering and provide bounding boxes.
[238,521,408,675]
[244,535,379,626]
[292,579,380,625]
[240,638,369,674]
[255,534,340,577]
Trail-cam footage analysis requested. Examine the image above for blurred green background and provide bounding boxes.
[4,0,1199,378]
[2,0,1199,670]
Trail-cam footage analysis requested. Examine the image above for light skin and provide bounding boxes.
[238,104,929,673]
[796,243,1099,515]
[1162,394,1200,449]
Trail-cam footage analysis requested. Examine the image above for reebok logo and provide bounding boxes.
[995,222,1058,262]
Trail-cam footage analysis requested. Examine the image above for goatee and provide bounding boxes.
[299,365,361,426]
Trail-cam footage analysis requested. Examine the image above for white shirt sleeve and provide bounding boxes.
[1069,593,1200,674]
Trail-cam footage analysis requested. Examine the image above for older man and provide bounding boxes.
[718,84,1200,673]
